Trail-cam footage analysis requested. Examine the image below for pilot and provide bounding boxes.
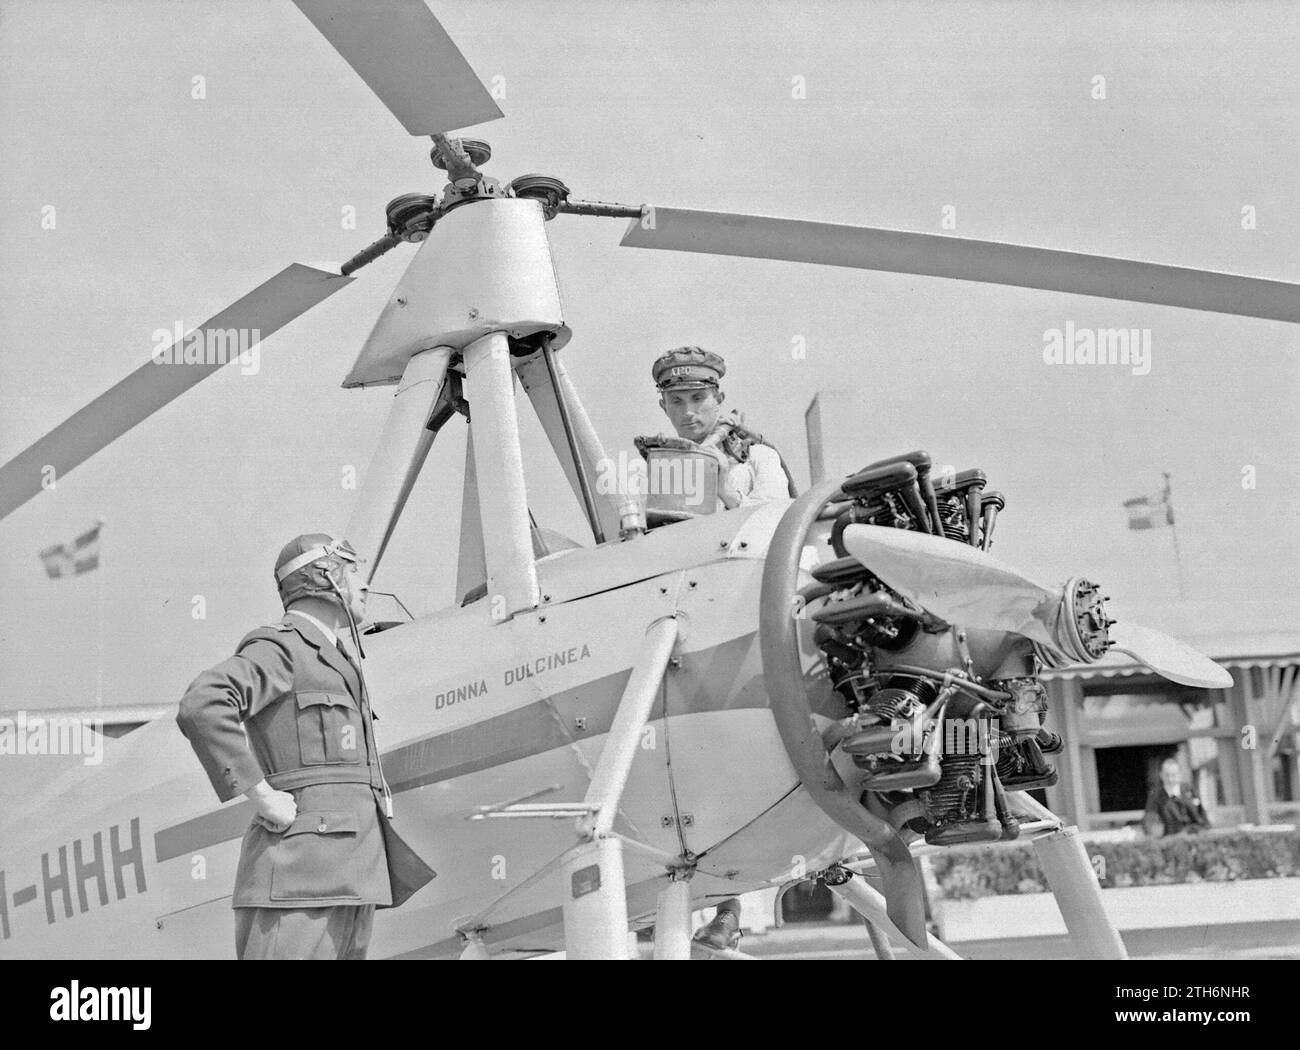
[651,346,796,510]
[650,348,791,951]
[176,533,436,960]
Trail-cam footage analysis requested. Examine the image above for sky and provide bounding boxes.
[1,0,1297,718]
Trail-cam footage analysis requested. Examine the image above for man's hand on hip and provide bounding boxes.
[246,778,298,832]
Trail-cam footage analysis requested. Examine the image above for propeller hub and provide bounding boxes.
[1056,576,1112,663]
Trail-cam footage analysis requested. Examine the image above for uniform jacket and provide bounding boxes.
[1143,784,1210,836]
[177,614,435,909]
[703,413,794,507]
[722,443,791,506]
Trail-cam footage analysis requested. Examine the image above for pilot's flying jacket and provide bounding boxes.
[176,615,435,909]
[720,442,791,506]
[706,420,792,507]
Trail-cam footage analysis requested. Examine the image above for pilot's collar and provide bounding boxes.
[286,608,340,648]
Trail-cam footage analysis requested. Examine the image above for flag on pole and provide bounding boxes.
[1123,487,1175,530]
[39,521,103,578]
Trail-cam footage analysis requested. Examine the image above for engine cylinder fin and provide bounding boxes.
[810,555,874,586]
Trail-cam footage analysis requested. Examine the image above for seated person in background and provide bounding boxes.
[647,346,796,511]
[1143,757,1211,836]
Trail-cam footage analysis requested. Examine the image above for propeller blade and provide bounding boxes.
[622,208,1300,324]
[839,525,1235,688]
[839,524,1062,649]
[0,264,351,522]
[1109,620,1233,689]
[292,0,503,136]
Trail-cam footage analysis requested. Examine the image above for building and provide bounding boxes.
[1040,600,1300,831]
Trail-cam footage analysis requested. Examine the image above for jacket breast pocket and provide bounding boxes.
[269,810,362,901]
[295,691,363,765]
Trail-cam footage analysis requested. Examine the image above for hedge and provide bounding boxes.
[929,829,1300,900]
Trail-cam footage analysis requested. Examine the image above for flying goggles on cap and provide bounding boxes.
[274,537,362,583]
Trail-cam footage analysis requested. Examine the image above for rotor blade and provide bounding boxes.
[1109,620,1233,689]
[0,264,351,522]
[622,208,1300,324]
[292,0,502,136]
[839,524,1062,648]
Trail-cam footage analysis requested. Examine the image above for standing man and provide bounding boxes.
[176,533,436,959]
[650,346,796,510]
[1143,757,1211,837]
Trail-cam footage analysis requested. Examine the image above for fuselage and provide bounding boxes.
[0,501,853,958]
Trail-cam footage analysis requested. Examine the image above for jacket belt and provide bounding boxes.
[268,768,379,792]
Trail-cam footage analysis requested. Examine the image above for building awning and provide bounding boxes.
[1040,652,1299,681]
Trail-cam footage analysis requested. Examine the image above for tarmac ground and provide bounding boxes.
[733,919,1300,960]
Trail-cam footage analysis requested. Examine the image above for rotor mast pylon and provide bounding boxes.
[345,346,451,583]
[464,328,538,614]
[339,184,620,609]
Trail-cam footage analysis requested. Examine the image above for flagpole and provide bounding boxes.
[1163,473,1187,601]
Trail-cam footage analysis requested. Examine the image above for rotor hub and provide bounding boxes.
[430,137,492,171]
[508,174,571,220]
[385,193,439,242]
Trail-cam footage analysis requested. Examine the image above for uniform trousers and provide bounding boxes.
[234,905,376,960]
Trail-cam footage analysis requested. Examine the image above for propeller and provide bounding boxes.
[622,208,1300,324]
[838,524,1233,689]
[0,265,351,522]
[1106,620,1234,690]
[839,524,1063,648]
[291,0,502,136]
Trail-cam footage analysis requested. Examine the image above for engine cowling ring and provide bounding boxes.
[759,478,930,949]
